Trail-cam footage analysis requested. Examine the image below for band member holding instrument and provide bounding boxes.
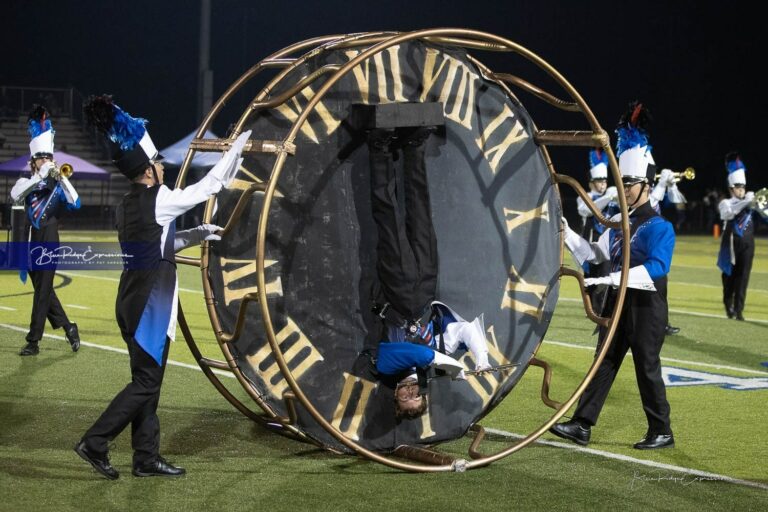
[74,95,250,480]
[9,106,81,356]
[551,102,676,450]
[717,152,761,320]
[366,120,490,420]
[577,148,619,313]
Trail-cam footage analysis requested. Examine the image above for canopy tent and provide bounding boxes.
[159,129,221,168]
[0,151,111,181]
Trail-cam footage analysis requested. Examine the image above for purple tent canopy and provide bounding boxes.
[0,151,111,181]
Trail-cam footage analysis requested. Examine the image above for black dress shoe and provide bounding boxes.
[633,433,674,450]
[726,307,735,319]
[133,456,185,477]
[65,323,80,352]
[549,420,591,446]
[19,342,39,356]
[664,325,681,336]
[735,312,745,321]
[74,440,119,480]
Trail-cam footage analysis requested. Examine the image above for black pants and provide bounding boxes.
[722,235,754,315]
[26,222,70,342]
[82,337,171,465]
[369,130,438,320]
[26,269,70,342]
[574,289,672,435]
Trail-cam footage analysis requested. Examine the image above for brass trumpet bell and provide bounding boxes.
[655,167,695,182]
[753,187,768,219]
[50,162,74,179]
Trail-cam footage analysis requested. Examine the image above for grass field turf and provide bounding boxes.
[1,232,767,511]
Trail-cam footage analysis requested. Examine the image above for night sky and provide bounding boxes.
[3,0,765,197]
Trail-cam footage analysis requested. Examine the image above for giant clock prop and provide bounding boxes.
[175,29,631,472]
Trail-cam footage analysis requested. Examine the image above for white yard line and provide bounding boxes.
[2,321,767,491]
[482,427,768,491]
[543,339,768,376]
[0,306,17,311]
[56,271,203,294]
[558,297,768,324]
[65,304,90,310]
[673,263,768,275]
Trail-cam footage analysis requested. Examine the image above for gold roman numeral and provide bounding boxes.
[503,200,550,233]
[500,265,548,321]
[345,46,407,104]
[474,104,529,174]
[420,49,479,129]
[330,372,378,441]
[246,316,324,400]
[274,85,341,143]
[226,166,284,198]
[220,257,283,306]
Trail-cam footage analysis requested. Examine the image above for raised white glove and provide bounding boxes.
[605,186,618,201]
[745,191,755,203]
[208,130,251,187]
[659,168,675,186]
[38,161,55,179]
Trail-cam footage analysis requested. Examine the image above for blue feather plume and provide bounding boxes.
[109,106,148,152]
[589,148,608,168]
[27,105,53,138]
[615,125,651,157]
[725,151,745,173]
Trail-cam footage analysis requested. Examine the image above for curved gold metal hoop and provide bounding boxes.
[176,28,631,472]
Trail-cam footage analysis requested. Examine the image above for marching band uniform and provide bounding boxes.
[717,153,757,320]
[10,106,81,356]
[74,96,249,479]
[551,102,676,450]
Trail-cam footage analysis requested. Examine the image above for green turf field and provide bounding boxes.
[1,232,767,511]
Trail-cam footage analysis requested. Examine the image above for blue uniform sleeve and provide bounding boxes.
[376,342,435,376]
[642,219,675,280]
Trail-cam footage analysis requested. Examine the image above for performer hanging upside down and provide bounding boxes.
[366,121,490,419]
[10,105,81,356]
[73,95,250,480]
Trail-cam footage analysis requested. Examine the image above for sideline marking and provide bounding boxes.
[1,321,766,490]
[0,306,17,311]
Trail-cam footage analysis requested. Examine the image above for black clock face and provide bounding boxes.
[207,40,561,452]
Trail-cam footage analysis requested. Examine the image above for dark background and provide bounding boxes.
[2,0,765,207]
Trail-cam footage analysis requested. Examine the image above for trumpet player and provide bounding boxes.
[9,106,81,356]
[717,152,759,320]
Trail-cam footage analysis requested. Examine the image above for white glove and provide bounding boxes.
[173,224,224,252]
[659,168,676,186]
[745,191,755,203]
[198,223,224,241]
[208,130,251,187]
[37,161,55,179]
[605,186,618,201]
[584,275,617,288]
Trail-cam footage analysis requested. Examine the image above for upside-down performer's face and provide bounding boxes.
[394,378,427,419]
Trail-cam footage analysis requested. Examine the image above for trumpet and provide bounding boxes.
[752,188,768,219]
[49,162,74,179]
[655,167,695,182]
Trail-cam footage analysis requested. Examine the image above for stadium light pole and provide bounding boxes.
[198,0,213,123]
